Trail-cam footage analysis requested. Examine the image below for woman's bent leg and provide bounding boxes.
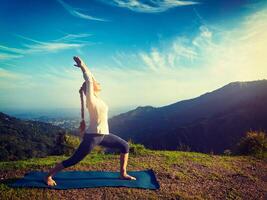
[99,133,136,180]
[99,133,130,154]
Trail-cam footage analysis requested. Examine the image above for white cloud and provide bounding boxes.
[56,0,107,21]
[0,53,23,60]
[0,33,90,59]
[22,42,83,53]
[0,65,83,109]
[111,55,124,68]
[0,41,83,58]
[101,0,198,13]
[1,8,266,113]
[18,34,89,53]
[0,68,22,79]
[54,33,92,42]
[0,45,25,54]
[90,8,267,108]
[0,67,35,90]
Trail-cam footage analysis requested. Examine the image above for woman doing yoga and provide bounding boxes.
[44,56,136,186]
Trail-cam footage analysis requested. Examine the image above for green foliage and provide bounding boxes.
[61,133,80,156]
[91,145,106,154]
[128,139,148,156]
[65,133,80,147]
[235,131,267,158]
[223,149,232,156]
[56,133,106,156]
[0,154,116,170]
[177,142,191,152]
[0,112,67,161]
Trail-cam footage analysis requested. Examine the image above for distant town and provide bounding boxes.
[1,106,135,132]
[31,116,80,131]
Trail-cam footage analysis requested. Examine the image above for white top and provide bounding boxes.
[82,66,109,135]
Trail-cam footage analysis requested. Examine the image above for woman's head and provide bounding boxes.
[93,80,101,93]
[81,80,101,96]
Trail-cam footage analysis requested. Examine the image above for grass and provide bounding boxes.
[0,148,266,200]
[0,153,116,170]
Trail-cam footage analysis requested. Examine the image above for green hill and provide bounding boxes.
[0,112,68,161]
[0,148,266,200]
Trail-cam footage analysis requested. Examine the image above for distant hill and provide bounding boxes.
[0,112,67,161]
[109,80,267,154]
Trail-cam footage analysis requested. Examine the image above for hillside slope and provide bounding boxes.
[0,112,66,161]
[109,80,267,153]
[0,150,266,200]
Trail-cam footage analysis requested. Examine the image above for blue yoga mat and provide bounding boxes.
[8,169,160,190]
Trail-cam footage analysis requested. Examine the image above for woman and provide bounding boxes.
[44,56,136,186]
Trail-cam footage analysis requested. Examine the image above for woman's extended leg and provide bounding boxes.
[44,134,104,186]
[99,133,136,180]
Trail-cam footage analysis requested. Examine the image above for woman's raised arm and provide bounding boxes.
[73,56,96,102]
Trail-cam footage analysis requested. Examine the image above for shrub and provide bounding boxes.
[236,131,267,158]
[177,142,191,152]
[63,133,81,156]
[128,140,148,156]
[223,149,232,156]
[62,133,104,156]
[55,134,147,156]
[91,145,106,154]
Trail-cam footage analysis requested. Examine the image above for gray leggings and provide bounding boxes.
[61,133,129,168]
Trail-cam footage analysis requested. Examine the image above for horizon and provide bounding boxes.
[1,0,267,113]
[2,78,266,119]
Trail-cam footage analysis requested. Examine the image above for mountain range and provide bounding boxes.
[1,79,266,158]
[109,80,267,153]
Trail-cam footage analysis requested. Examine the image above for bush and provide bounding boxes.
[177,142,191,152]
[63,133,81,156]
[128,140,148,156]
[91,145,106,154]
[236,131,267,158]
[54,132,106,156]
[55,134,147,156]
[223,149,232,156]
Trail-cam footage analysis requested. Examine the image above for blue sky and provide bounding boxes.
[0,0,267,115]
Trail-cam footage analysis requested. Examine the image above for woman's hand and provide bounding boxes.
[73,56,85,68]
[78,120,86,138]
[79,120,86,133]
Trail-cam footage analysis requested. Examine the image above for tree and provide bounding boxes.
[235,131,267,158]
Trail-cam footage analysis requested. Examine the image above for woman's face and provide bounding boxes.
[93,81,101,92]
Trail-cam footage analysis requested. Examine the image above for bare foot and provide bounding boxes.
[120,173,137,180]
[44,175,57,186]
